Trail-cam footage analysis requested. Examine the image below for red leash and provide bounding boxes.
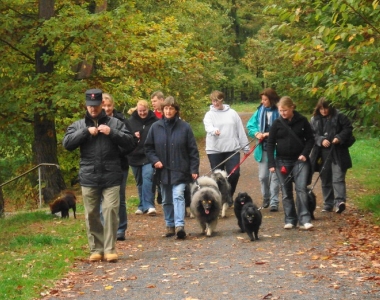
[228,139,263,177]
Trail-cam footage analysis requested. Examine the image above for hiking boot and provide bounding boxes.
[175,226,186,239]
[270,206,278,212]
[104,253,118,262]
[164,226,175,237]
[262,199,270,209]
[89,253,103,262]
[336,202,346,214]
[117,233,126,241]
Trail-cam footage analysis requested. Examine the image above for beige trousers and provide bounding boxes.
[81,186,120,255]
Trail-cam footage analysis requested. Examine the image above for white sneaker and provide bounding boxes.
[300,223,314,230]
[147,208,156,216]
[135,209,143,215]
[284,223,295,229]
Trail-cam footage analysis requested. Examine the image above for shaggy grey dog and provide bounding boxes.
[210,169,232,218]
[190,176,222,237]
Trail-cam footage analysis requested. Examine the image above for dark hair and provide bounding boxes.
[260,88,279,108]
[161,96,180,112]
[313,97,336,117]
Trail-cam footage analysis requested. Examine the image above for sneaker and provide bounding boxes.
[321,206,333,212]
[270,206,278,212]
[164,226,175,237]
[135,209,143,215]
[147,208,157,216]
[284,223,295,229]
[104,253,118,262]
[300,223,314,230]
[336,202,346,214]
[89,253,103,262]
[262,199,270,209]
[175,226,187,239]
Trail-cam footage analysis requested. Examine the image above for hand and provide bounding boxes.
[269,167,275,173]
[332,137,340,144]
[192,174,198,180]
[298,155,307,162]
[135,131,140,139]
[88,127,98,136]
[322,139,331,147]
[98,124,111,135]
[154,161,163,169]
[215,129,220,136]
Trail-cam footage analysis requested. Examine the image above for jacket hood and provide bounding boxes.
[209,104,231,112]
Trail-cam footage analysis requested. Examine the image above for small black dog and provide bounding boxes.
[234,192,254,232]
[241,202,262,241]
[307,187,317,220]
[50,191,77,219]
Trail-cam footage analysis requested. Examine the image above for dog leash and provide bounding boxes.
[227,139,264,178]
[204,139,256,176]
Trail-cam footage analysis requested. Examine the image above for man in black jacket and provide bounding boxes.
[63,89,136,262]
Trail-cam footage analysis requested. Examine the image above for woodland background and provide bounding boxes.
[0,0,379,213]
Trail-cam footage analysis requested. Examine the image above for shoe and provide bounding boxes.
[147,208,156,216]
[270,206,278,212]
[262,199,270,209]
[175,226,186,239]
[284,223,295,229]
[336,202,346,213]
[300,223,314,230]
[321,206,333,212]
[135,209,143,215]
[117,234,126,241]
[89,253,103,262]
[104,253,118,262]
[164,226,175,237]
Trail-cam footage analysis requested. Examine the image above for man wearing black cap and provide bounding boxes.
[63,89,136,262]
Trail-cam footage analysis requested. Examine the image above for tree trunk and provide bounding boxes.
[33,0,66,203]
[0,187,4,217]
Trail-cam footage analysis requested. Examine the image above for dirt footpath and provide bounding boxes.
[43,114,380,300]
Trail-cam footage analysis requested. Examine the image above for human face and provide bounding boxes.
[261,95,271,108]
[163,105,177,119]
[278,105,294,120]
[87,105,103,118]
[319,107,329,117]
[151,96,163,112]
[102,99,114,116]
[211,98,224,110]
[137,104,148,119]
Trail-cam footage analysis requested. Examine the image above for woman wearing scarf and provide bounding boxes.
[247,88,280,211]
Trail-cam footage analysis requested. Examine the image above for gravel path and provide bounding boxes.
[42,114,380,300]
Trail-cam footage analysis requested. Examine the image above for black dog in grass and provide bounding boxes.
[50,191,77,219]
[241,202,262,241]
[234,192,254,232]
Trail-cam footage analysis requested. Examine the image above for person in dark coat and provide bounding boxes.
[267,96,315,230]
[144,96,199,239]
[126,100,159,216]
[310,97,353,214]
[63,89,136,262]
[102,93,137,241]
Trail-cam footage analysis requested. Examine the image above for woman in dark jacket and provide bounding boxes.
[310,97,353,214]
[144,96,199,239]
[126,100,159,216]
[267,96,315,230]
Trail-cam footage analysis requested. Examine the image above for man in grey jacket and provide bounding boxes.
[63,89,136,262]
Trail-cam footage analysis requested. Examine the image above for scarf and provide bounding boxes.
[259,106,279,132]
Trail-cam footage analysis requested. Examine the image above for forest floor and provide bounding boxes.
[41,114,380,300]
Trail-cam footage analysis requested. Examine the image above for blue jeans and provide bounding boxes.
[276,159,311,226]
[131,164,155,212]
[207,151,241,197]
[160,183,186,227]
[258,151,280,207]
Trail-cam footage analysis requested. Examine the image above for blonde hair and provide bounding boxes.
[137,99,149,109]
[278,96,296,110]
[210,90,224,102]
[102,93,114,104]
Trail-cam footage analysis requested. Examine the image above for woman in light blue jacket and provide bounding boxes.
[247,88,280,211]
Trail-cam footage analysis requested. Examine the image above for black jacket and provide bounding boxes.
[62,110,136,187]
[310,110,353,172]
[125,110,158,166]
[144,114,200,185]
[267,111,314,169]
